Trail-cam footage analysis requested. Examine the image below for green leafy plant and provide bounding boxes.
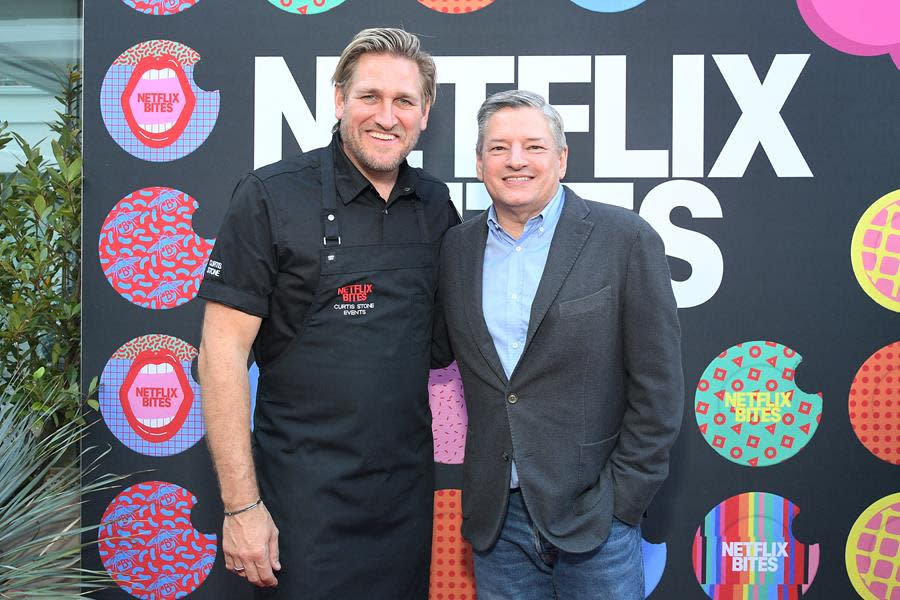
[0,67,86,424]
[0,375,126,598]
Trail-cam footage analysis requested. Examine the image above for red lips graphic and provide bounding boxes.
[121,54,196,148]
[119,349,194,443]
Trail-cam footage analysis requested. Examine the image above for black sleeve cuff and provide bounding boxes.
[198,279,269,318]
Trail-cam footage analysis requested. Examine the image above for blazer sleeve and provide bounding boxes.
[610,220,684,525]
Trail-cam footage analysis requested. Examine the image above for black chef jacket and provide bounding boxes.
[198,136,460,366]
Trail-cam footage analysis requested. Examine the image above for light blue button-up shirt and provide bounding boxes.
[482,184,565,488]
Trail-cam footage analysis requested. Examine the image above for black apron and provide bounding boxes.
[253,145,435,599]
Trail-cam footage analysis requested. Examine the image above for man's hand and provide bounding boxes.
[223,501,281,587]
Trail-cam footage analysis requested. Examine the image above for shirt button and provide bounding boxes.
[539,226,545,232]
[507,393,518,404]
[512,342,519,349]
[511,293,517,300]
[515,246,522,252]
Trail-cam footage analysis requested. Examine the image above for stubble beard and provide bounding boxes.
[340,120,420,174]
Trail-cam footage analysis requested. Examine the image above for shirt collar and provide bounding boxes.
[332,134,416,205]
[487,183,566,235]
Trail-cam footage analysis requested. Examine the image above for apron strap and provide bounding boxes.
[320,144,341,247]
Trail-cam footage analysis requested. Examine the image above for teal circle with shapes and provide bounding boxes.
[569,0,647,12]
[694,340,823,467]
[266,0,345,14]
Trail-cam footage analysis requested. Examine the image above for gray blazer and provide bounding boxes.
[437,187,684,553]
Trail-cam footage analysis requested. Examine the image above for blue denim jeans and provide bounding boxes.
[473,490,644,600]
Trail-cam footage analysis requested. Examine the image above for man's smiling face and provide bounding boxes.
[335,53,430,180]
[477,106,568,222]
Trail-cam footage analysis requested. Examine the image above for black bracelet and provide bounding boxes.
[224,498,262,517]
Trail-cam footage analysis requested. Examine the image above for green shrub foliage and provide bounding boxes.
[0,68,87,423]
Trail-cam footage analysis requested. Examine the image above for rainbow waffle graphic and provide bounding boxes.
[99,481,217,600]
[693,492,820,599]
[99,186,214,310]
[797,0,900,69]
[851,189,900,313]
[695,341,823,467]
[266,0,346,15]
[846,493,900,600]
[568,0,647,12]
[100,40,219,161]
[122,0,201,15]
[849,341,900,465]
[418,0,495,13]
[429,362,468,464]
[99,334,204,456]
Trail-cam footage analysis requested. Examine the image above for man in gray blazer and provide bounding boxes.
[437,90,684,599]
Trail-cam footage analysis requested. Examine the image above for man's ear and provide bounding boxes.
[334,86,345,121]
[419,101,431,131]
[475,151,484,181]
[558,145,569,180]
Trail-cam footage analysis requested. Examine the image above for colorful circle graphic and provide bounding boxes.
[99,481,217,599]
[99,186,214,310]
[693,492,820,599]
[100,40,220,161]
[568,0,647,12]
[266,0,346,15]
[431,490,477,600]
[846,493,900,600]
[851,189,900,312]
[418,0,495,13]
[849,341,900,465]
[797,0,900,69]
[429,362,468,464]
[99,334,204,456]
[122,0,201,15]
[695,341,823,467]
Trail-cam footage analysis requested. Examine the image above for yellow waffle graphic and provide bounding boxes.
[846,493,900,600]
[852,190,900,312]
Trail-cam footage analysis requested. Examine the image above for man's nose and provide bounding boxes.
[374,100,399,129]
[507,144,527,169]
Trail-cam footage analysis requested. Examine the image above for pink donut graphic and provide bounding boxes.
[99,186,214,310]
[429,362,468,464]
[98,481,217,599]
[797,0,900,68]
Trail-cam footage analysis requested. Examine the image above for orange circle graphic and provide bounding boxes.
[849,341,900,465]
[419,0,495,14]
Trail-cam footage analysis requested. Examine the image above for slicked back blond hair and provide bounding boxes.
[332,28,437,108]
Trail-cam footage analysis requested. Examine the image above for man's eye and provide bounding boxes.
[529,145,546,151]
[397,98,413,106]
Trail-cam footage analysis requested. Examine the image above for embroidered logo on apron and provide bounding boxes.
[334,283,374,316]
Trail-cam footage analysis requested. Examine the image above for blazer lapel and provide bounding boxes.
[460,213,509,387]
[525,187,594,346]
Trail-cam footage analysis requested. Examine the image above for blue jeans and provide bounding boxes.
[473,490,644,600]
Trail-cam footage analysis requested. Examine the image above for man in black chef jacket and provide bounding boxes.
[197,28,459,599]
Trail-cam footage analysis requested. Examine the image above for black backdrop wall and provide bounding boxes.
[83,1,899,598]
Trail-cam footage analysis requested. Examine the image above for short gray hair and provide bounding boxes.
[476,90,567,153]
[332,28,437,108]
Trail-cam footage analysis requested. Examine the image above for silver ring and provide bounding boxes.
[234,566,245,572]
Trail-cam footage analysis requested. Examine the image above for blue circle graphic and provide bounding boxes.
[569,0,647,12]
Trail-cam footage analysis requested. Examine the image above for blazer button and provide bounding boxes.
[507,393,518,404]
[502,452,510,462]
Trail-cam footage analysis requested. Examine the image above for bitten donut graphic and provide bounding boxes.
[99,481,218,600]
[99,335,204,456]
[642,541,666,597]
[846,493,900,600]
[266,0,346,15]
[695,341,822,466]
[851,189,900,312]
[797,0,900,69]
[100,40,219,161]
[99,186,214,310]
[122,0,201,15]
[568,0,647,12]
[418,0,495,13]
[430,490,477,600]
[429,362,467,464]
[693,492,820,599]
[849,341,900,465]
